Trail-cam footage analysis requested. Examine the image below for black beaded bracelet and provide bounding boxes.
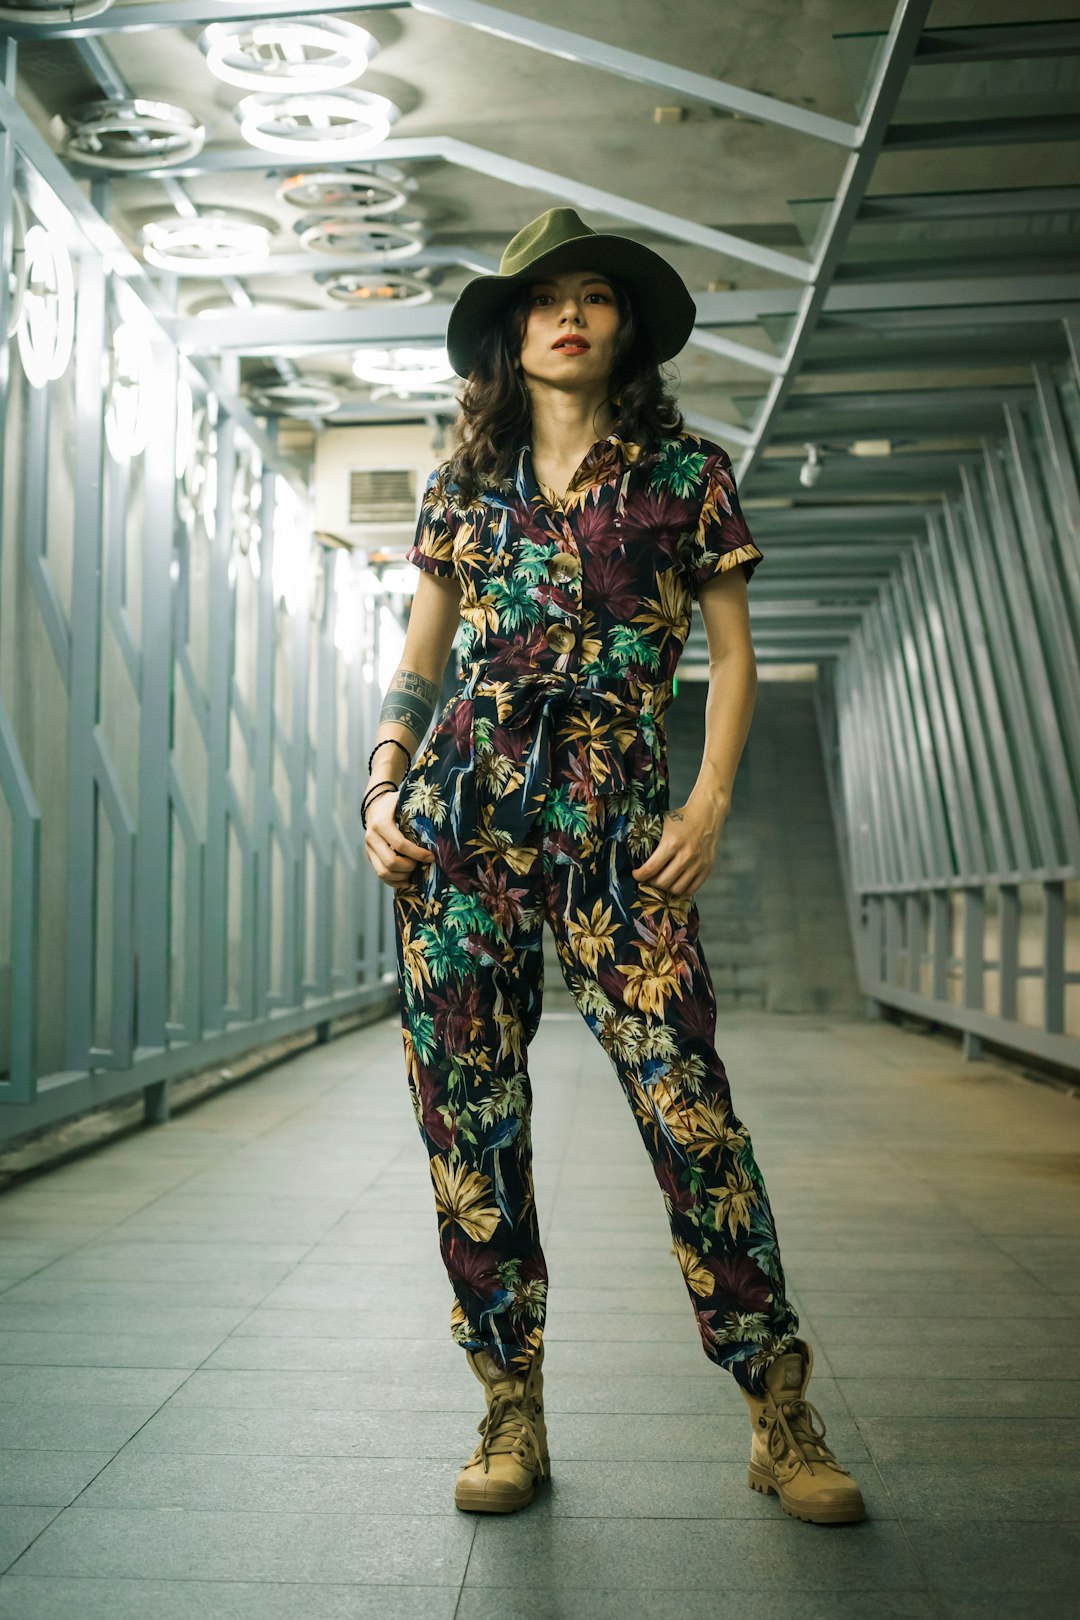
[367,737,412,776]
[360,782,397,831]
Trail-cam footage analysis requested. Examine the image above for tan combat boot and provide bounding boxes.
[739,1337,866,1525]
[454,1340,549,1513]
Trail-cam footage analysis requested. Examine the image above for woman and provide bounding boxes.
[362,207,865,1526]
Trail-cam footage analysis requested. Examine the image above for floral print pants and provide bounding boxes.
[392,790,800,1394]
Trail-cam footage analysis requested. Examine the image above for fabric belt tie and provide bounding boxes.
[450,669,667,853]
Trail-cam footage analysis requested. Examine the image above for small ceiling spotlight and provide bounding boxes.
[297,216,423,259]
[199,17,378,95]
[351,345,456,393]
[799,442,822,489]
[315,270,433,306]
[247,376,342,417]
[276,166,407,215]
[236,88,397,159]
[142,211,276,276]
[54,98,205,171]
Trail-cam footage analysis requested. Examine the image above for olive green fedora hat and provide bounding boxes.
[445,205,697,379]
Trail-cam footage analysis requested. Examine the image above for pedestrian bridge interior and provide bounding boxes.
[0,1,1079,1615]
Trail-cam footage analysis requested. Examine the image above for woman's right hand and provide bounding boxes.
[364,789,434,889]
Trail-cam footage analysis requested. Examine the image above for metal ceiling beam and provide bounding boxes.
[204,247,499,280]
[685,329,785,377]
[769,386,1035,414]
[884,115,1080,151]
[168,304,455,353]
[733,0,935,487]
[856,185,1080,221]
[698,276,1080,321]
[118,135,814,283]
[165,283,1080,358]
[814,302,1080,330]
[0,0,406,36]
[913,21,1080,62]
[742,505,939,530]
[801,333,1068,374]
[409,0,860,149]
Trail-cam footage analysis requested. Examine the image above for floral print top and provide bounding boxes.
[396,429,763,896]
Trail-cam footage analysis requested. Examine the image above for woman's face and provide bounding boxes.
[517,269,620,393]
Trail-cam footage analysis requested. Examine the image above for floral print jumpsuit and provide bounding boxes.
[392,428,800,1391]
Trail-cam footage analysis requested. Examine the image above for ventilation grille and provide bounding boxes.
[348,467,417,525]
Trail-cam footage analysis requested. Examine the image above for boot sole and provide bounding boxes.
[748,1467,866,1526]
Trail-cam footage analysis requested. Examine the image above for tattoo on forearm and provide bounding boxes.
[380,669,439,742]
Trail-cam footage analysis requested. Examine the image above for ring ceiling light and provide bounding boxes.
[200,18,376,94]
[316,270,433,307]
[55,99,205,171]
[105,320,154,462]
[247,377,341,418]
[143,212,275,276]
[236,88,397,159]
[187,293,316,320]
[180,402,219,538]
[277,167,406,215]
[352,345,456,392]
[297,216,422,260]
[17,225,75,390]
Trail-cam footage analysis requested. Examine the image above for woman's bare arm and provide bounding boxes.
[364,570,462,888]
[631,565,757,896]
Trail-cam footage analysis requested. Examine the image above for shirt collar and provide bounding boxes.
[512,431,641,505]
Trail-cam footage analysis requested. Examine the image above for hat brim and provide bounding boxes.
[445,232,698,379]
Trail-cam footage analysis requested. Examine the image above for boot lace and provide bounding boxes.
[472,1392,544,1476]
[768,1394,848,1477]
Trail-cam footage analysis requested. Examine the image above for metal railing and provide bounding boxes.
[823,343,1080,1071]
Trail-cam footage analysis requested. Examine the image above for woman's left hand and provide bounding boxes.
[631,800,726,897]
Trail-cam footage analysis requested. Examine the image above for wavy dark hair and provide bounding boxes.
[444,272,685,506]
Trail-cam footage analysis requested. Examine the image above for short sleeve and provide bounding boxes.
[405,463,457,578]
[683,444,763,594]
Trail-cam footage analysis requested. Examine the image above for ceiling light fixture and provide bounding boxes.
[105,320,154,462]
[16,225,75,390]
[54,98,205,171]
[199,17,377,94]
[316,270,432,306]
[297,216,422,259]
[248,376,342,417]
[142,213,275,276]
[187,293,316,320]
[236,88,397,158]
[277,167,407,214]
[351,345,455,393]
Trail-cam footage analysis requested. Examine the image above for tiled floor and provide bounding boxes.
[1,1010,1078,1618]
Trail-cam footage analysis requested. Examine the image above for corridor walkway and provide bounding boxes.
[0,1010,1078,1618]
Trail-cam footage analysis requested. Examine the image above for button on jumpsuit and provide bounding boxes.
[392,429,800,1391]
